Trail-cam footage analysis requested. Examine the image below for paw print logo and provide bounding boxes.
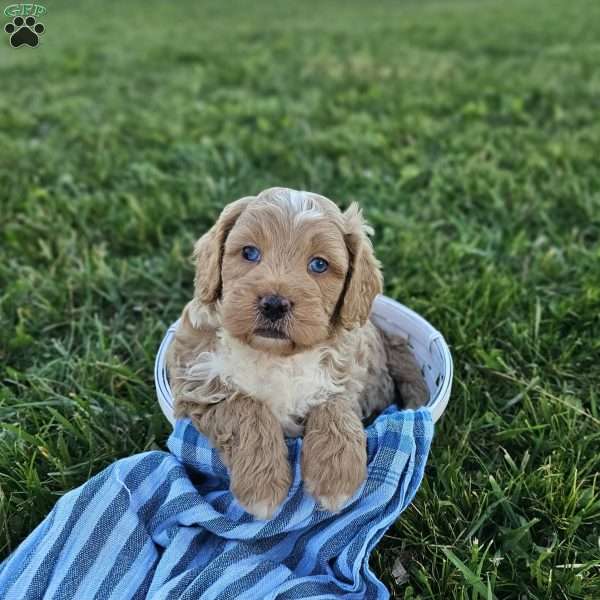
[4,15,45,47]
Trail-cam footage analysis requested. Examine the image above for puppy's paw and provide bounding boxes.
[302,404,367,513]
[229,437,292,520]
[400,379,429,409]
[189,393,292,519]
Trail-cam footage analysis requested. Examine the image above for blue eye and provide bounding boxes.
[242,245,261,262]
[308,257,329,273]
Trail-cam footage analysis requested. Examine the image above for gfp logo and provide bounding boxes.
[4,4,46,47]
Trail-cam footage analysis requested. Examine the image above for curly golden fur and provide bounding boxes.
[167,187,427,518]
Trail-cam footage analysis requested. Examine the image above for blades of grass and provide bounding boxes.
[441,547,496,599]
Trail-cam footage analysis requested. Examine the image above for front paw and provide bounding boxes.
[229,443,292,520]
[301,407,367,512]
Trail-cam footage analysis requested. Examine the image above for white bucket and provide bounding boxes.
[155,295,453,425]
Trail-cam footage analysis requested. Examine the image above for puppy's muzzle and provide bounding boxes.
[258,294,291,322]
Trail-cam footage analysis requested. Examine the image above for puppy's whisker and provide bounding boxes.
[280,313,291,328]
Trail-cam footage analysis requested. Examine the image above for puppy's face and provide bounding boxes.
[193,188,382,355]
[220,201,348,353]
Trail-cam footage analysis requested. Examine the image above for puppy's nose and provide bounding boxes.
[258,295,291,322]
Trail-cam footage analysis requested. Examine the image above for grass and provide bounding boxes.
[1,0,599,597]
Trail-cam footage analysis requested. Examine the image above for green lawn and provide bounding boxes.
[1,0,599,597]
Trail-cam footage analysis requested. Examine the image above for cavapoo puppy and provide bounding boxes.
[167,187,427,518]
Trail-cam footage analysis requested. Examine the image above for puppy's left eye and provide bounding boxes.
[308,257,329,273]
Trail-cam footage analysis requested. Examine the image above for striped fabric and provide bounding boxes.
[0,408,433,599]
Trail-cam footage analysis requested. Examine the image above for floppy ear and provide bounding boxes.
[337,203,383,329]
[193,197,251,304]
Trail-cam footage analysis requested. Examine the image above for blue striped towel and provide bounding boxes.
[0,407,433,599]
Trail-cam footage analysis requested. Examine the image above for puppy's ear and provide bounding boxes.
[338,203,383,329]
[193,197,251,304]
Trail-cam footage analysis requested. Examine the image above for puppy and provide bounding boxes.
[167,187,427,518]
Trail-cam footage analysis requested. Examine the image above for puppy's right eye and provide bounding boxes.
[242,245,261,262]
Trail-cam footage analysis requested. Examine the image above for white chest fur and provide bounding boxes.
[213,334,342,435]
